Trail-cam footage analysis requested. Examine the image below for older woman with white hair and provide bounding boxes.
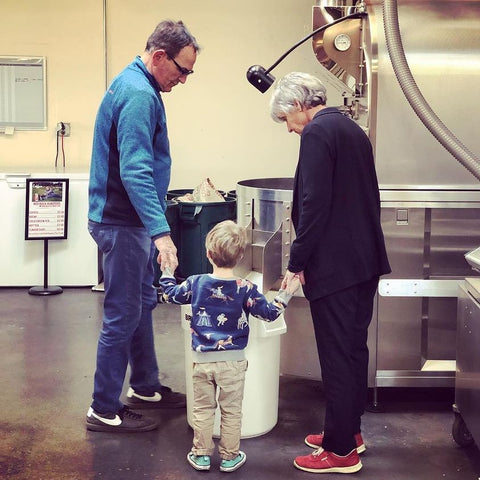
[270,72,391,474]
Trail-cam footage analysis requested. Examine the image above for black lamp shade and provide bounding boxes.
[246,65,275,93]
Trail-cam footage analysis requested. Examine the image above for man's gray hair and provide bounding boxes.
[146,20,200,58]
[269,72,327,122]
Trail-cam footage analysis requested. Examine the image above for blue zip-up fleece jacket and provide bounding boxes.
[159,273,293,362]
[88,56,171,238]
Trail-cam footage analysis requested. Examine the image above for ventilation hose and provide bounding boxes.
[382,0,480,181]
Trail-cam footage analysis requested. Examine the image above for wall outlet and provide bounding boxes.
[56,122,71,137]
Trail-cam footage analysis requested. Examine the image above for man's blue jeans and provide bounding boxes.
[88,221,162,414]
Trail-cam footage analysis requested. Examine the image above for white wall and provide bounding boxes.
[2,0,328,192]
[0,0,105,172]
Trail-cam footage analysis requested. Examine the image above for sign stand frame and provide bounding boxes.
[25,178,69,296]
[28,239,63,296]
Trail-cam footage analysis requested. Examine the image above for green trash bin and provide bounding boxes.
[165,199,181,249]
[176,196,237,279]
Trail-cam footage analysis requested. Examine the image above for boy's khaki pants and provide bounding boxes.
[191,360,248,460]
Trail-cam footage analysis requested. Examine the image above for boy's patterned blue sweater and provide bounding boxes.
[159,273,292,362]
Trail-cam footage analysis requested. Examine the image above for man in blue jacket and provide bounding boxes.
[270,72,391,473]
[86,20,200,433]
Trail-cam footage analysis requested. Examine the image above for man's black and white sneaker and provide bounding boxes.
[86,406,158,432]
[124,386,186,409]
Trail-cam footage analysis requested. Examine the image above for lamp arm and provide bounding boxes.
[265,11,366,74]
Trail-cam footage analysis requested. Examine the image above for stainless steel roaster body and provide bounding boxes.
[312,0,480,389]
[239,0,480,388]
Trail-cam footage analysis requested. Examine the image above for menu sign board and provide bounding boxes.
[25,178,69,240]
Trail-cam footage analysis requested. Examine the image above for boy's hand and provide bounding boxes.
[162,266,175,278]
[281,270,305,293]
[285,274,302,295]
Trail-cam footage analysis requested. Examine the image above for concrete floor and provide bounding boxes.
[1,287,480,480]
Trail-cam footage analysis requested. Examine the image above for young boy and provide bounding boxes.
[159,220,300,472]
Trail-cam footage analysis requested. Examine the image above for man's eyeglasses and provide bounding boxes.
[169,56,194,76]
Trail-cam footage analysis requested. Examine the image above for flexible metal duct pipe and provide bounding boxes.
[382,0,480,181]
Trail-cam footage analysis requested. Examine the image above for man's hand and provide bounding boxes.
[154,235,178,273]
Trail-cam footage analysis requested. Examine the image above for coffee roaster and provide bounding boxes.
[246,0,480,390]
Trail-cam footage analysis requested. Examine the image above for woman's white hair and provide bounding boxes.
[269,72,327,122]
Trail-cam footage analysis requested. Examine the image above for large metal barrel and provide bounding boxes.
[236,178,293,232]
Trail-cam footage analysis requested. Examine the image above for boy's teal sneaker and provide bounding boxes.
[187,452,211,471]
[220,451,247,472]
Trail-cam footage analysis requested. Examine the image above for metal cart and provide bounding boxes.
[453,248,480,447]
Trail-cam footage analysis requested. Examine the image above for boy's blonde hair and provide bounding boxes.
[205,220,247,268]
